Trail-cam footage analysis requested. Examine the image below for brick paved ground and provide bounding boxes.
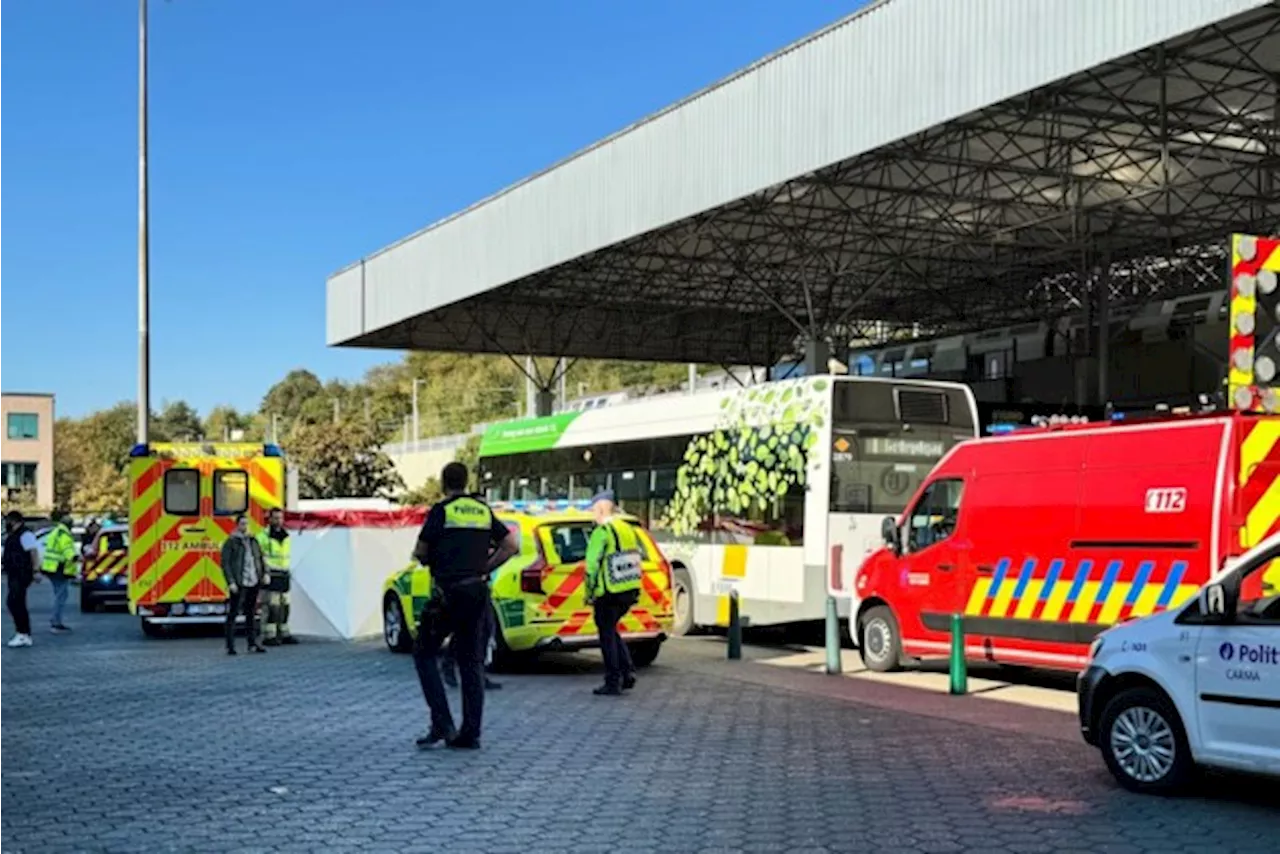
[3,581,1276,854]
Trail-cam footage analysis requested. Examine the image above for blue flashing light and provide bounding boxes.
[985,424,1018,435]
[263,444,284,457]
[497,498,593,514]
[129,443,150,458]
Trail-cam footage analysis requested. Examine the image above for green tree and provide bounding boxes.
[288,420,404,499]
[153,400,203,441]
[261,369,325,422]
[54,402,137,513]
[203,405,255,441]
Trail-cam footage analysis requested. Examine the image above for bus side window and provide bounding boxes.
[905,479,964,553]
[164,469,200,516]
[214,470,249,516]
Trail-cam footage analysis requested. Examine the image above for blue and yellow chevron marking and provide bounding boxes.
[964,557,1199,626]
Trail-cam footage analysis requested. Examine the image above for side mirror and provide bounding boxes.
[880,516,901,556]
[1199,582,1235,622]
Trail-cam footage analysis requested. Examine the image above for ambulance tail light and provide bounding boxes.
[521,548,549,595]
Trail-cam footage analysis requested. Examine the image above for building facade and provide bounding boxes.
[1,393,55,510]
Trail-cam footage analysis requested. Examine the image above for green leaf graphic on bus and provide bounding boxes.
[665,377,824,537]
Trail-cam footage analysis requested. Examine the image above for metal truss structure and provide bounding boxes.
[367,6,1279,370]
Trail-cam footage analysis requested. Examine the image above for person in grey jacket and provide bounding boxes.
[221,515,269,655]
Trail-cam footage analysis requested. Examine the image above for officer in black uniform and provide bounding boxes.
[411,462,518,750]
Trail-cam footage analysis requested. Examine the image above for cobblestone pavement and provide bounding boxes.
[3,582,1276,854]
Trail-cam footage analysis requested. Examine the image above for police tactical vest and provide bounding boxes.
[599,519,643,596]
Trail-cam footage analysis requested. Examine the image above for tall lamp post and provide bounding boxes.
[136,0,151,444]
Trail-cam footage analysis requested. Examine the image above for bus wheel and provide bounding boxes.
[858,605,903,672]
[672,568,695,636]
[1098,686,1194,794]
[140,618,165,639]
[383,595,412,653]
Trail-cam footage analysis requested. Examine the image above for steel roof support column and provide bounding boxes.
[1097,253,1111,408]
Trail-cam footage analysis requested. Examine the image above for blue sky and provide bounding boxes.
[3,0,857,418]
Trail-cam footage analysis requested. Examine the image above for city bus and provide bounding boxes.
[475,375,980,632]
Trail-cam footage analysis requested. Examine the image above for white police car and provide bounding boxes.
[1078,532,1280,793]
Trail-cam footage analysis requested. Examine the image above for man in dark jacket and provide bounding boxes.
[220,514,269,655]
[4,511,42,648]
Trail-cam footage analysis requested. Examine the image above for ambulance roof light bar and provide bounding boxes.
[491,499,595,514]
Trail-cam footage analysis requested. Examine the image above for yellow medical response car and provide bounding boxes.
[128,442,287,637]
[381,501,674,668]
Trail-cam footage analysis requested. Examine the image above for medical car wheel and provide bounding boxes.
[1099,686,1193,794]
[383,594,412,653]
[628,638,662,668]
[858,605,903,672]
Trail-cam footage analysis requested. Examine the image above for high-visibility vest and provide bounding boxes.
[256,529,291,573]
[40,524,78,576]
[591,518,643,597]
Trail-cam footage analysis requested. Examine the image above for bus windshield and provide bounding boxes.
[829,427,961,515]
[828,381,975,515]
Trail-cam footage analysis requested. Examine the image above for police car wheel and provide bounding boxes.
[858,605,903,673]
[1098,686,1194,794]
[383,595,412,653]
[672,567,695,636]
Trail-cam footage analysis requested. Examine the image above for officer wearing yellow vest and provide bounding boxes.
[584,490,643,696]
[410,462,517,750]
[41,509,79,633]
[256,508,296,645]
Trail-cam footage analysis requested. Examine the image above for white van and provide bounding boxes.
[1078,532,1280,793]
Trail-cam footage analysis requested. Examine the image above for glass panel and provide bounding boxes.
[164,469,200,515]
[830,428,958,515]
[213,470,249,516]
[906,479,964,552]
[6,413,39,440]
[545,522,593,563]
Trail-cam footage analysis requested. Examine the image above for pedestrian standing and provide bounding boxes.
[220,514,269,656]
[41,509,78,633]
[411,462,517,750]
[257,508,296,645]
[4,511,42,648]
[584,490,643,696]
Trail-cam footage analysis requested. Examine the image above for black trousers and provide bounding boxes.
[594,590,639,689]
[225,586,260,649]
[6,576,32,635]
[442,602,494,674]
[414,579,489,740]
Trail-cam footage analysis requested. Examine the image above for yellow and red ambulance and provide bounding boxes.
[127,442,287,637]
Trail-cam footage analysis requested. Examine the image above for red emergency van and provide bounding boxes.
[853,412,1280,673]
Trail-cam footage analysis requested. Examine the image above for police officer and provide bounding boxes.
[41,509,78,634]
[411,462,517,750]
[257,508,295,646]
[584,490,643,696]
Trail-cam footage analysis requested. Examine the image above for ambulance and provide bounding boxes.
[127,442,287,637]
[852,412,1280,673]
